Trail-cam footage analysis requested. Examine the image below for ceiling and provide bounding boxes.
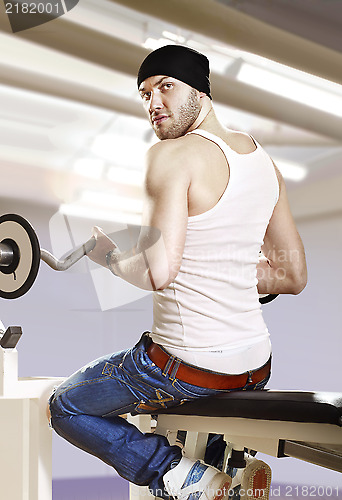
[216,0,342,54]
[0,0,341,224]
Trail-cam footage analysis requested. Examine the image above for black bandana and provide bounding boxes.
[137,45,212,99]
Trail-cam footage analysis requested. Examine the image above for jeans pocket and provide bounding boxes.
[134,402,161,413]
[133,397,187,415]
[132,385,181,414]
[172,379,220,399]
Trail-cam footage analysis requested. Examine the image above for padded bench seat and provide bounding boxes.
[154,390,342,427]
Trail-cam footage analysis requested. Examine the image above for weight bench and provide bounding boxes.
[128,390,342,499]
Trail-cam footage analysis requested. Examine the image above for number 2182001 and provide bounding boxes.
[5,3,60,14]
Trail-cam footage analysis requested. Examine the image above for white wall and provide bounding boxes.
[0,199,341,488]
[264,212,342,393]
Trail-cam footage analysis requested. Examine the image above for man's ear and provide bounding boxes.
[198,92,207,99]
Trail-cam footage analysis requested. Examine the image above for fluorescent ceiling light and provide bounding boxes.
[238,64,342,118]
[73,158,105,179]
[187,40,210,52]
[162,31,186,43]
[274,159,308,182]
[143,38,174,51]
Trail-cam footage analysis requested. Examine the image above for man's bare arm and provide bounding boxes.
[88,140,190,290]
[257,167,307,295]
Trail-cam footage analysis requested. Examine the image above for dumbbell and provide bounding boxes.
[0,213,95,299]
[0,213,279,303]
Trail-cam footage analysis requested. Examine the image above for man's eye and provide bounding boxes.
[163,83,173,90]
[141,93,151,100]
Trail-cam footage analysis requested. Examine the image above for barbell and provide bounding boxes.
[0,213,95,299]
[0,213,279,302]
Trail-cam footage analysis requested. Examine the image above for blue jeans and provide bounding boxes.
[49,333,270,497]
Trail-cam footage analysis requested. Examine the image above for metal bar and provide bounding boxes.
[40,238,96,271]
[283,440,342,473]
[0,236,96,271]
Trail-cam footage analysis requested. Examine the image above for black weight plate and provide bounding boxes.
[0,214,40,299]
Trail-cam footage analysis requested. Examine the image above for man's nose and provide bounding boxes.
[149,92,163,113]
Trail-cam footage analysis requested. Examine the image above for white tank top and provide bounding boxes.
[151,129,279,374]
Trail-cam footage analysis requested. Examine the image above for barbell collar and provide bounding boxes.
[0,242,14,266]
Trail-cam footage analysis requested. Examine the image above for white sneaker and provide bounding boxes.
[227,457,271,500]
[163,457,232,500]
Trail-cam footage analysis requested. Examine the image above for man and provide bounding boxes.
[49,45,307,500]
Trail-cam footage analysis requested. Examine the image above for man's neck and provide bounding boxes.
[189,106,225,136]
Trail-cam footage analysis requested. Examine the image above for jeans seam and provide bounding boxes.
[54,375,113,399]
[171,379,199,398]
[171,378,231,398]
[132,349,161,376]
[104,366,175,407]
[102,402,139,417]
[123,367,175,401]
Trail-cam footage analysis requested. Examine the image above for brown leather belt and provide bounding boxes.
[147,340,271,390]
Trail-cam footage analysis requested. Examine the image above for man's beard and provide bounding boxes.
[154,89,201,140]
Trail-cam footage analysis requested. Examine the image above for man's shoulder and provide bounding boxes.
[144,137,194,191]
[145,136,203,184]
[147,135,198,162]
[224,130,257,154]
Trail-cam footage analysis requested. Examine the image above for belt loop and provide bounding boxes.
[247,371,253,384]
[144,332,152,348]
[162,355,175,376]
[170,359,181,380]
